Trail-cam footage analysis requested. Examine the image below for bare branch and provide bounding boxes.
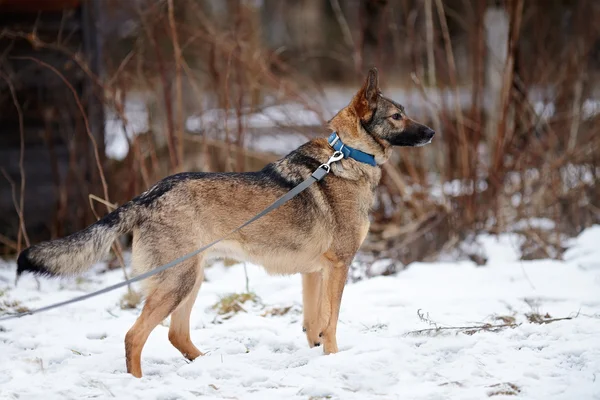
[0,72,30,249]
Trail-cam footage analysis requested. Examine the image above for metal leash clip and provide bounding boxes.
[321,150,344,173]
[311,150,344,181]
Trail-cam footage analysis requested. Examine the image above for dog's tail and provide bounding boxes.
[17,202,141,278]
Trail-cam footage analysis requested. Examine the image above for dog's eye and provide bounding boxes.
[391,113,402,120]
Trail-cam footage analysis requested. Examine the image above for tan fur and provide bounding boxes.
[18,68,435,377]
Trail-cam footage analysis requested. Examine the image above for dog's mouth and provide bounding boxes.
[415,137,434,147]
[415,129,435,147]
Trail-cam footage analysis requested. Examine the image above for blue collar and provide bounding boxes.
[327,133,377,167]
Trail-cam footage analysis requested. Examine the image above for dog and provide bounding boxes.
[17,68,435,377]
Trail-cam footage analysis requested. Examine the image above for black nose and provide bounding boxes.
[425,128,435,139]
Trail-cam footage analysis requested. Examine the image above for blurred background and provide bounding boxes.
[0,0,598,276]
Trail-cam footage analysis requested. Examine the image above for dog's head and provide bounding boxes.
[328,68,435,164]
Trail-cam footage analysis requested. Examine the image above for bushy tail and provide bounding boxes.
[17,202,140,277]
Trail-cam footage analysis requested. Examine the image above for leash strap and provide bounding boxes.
[0,152,344,322]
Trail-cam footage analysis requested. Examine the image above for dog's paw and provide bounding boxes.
[303,326,323,348]
[314,332,323,346]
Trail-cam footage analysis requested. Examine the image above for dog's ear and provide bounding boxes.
[351,67,380,121]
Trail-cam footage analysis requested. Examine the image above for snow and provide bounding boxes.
[249,131,311,155]
[186,103,322,133]
[533,99,600,121]
[184,104,322,156]
[104,99,149,161]
[1,227,599,399]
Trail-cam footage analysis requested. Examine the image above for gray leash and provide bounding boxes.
[0,151,344,323]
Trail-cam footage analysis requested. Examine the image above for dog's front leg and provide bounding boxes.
[302,271,324,347]
[319,255,350,354]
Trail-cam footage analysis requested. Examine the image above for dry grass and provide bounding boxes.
[0,299,30,314]
[405,320,521,337]
[119,289,143,310]
[526,311,579,325]
[406,308,579,337]
[488,382,521,397]
[487,382,521,397]
[493,314,517,326]
[261,305,301,318]
[211,292,260,319]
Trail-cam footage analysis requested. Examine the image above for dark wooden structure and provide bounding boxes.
[0,0,105,251]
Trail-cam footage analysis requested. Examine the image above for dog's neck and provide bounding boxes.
[327,133,377,167]
[328,110,393,165]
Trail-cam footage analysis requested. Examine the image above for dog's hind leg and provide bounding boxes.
[125,260,198,378]
[302,271,323,347]
[168,261,204,361]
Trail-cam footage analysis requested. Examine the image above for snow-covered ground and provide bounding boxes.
[1,227,599,399]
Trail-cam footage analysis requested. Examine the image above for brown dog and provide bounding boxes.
[17,68,434,377]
